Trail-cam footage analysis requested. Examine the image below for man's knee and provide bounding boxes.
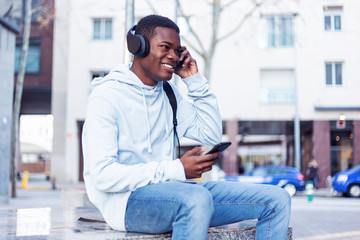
[269,186,291,214]
[178,185,214,219]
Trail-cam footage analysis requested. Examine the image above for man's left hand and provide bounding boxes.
[175,46,198,78]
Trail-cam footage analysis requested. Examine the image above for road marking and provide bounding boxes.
[296,231,360,240]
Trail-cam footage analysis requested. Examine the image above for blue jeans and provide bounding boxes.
[125,181,291,240]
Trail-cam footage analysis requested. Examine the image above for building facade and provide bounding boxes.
[0,17,20,203]
[3,0,55,175]
[14,0,54,115]
[212,0,360,187]
[51,0,360,187]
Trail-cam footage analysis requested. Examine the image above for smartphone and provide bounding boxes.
[175,57,186,70]
[205,142,231,155]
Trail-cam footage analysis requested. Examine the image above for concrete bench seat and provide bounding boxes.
[1,205,292,239]
[58,188,293,240]
[115,227,293,239]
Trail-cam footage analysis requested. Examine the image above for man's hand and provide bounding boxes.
[180,147,221,179]
[175,46,198,78]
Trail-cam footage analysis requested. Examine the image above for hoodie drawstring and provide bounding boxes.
[141,88,152,153]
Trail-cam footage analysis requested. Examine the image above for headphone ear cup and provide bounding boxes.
[135,34,150,58]
[126,26,150,58]
[127,30,140,56]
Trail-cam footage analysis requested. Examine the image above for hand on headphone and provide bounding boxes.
[175,46,198,78]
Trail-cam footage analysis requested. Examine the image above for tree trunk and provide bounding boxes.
[11,0,32,198]
[203,0,221,81]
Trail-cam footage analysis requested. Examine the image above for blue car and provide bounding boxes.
[224,165,305,197]
[332,164,360,198]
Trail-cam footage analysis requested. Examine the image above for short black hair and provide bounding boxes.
[135,15,180,40]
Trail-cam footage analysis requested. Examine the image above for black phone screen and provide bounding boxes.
[205,142,231,155]
[175,57,186,70]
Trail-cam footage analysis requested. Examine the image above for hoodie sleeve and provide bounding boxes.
[176,72,222,144]
[83,95,185,193]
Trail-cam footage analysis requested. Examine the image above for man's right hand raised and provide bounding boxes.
[180,147,221,179]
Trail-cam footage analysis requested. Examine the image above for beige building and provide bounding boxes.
[51,0,360,187]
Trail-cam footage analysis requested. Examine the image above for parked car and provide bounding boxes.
[332,164,360,198]
[223,165,305,197]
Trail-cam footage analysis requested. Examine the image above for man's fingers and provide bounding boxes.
[201,152,221,162]
[202,166,213,173]
[187,146,205,156]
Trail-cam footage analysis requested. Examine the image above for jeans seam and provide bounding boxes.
[213,201,275,211]
[130,196,187,205]
[267,213,273,240]
[213,201,275,240]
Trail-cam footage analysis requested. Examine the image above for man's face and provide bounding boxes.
[136,27,182,86]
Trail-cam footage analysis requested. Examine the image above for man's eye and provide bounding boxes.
[161,45,169,50]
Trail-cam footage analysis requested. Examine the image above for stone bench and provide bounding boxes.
[1,205,292,239]
[62,189,293,239]
[115,227,293,239]
[61,187,94,208]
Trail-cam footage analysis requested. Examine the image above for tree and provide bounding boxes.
[146,0,264,81]
[177,0,264,81]
[11,0,32,198]
[11,0,54,197]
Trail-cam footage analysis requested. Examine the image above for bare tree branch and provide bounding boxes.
[209,0,220,57]
[217,2,262,43]
[145,0,159,14]
[221,0,240,10]
[180,35,206,58]
[178,3,207,54]
[3,3,13,18]
[145,0,263,81]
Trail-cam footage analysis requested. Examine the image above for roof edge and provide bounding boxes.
[0,17,21,34]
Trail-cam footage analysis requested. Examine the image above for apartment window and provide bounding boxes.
[264,16,293,48]
[325,62,342,86]
[93,18,112,40]
[15,44,41,74]
[324,6,342,31]
[259,69,295,104]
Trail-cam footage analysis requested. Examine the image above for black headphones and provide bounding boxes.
[126,25,150,58]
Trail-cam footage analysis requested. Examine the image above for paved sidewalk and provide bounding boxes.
[0,179,274,239]
[0,176,333,239]
[1,173,340,210]
[1,174,84,210]
[297,187,342,198]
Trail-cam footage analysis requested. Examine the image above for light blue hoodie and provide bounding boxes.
[82,64,222,231]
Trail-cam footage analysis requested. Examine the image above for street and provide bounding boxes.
[290,195,360,240]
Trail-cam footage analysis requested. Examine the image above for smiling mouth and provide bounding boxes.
[161,63,175,70]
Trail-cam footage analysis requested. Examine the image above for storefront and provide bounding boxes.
[330,121,354,176]
[223,120,360,188]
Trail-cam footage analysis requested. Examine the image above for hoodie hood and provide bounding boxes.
[91,63,150,88]
[90,63,171,155]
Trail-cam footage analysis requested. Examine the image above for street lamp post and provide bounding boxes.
[124,0,134,64]
[293,13,301,171]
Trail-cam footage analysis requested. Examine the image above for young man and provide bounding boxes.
[82,14,291,240]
